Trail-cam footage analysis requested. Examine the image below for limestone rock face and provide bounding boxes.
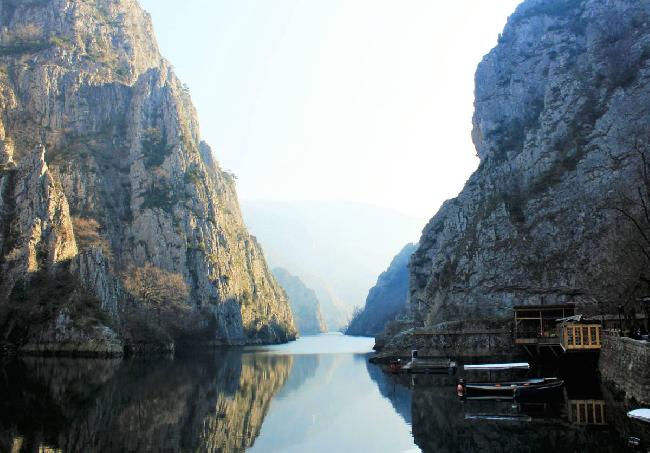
[273,267,327,335]
[346,243,416,337]
[0,0,296,350]
[0,146,77,300]
[409,0,650,330]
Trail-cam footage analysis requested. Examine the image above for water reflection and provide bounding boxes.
[363,368,643,453]
[365,360,412,424]
[412,383,638,453]
[0,335,419,453]
[2,336,646,453]
[248,335,418,452]
[0,352,292,452]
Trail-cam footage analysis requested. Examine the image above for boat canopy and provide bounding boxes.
[628,409,650,423]
[464,363,530,371]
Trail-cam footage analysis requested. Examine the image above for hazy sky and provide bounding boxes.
[139,0,522,223]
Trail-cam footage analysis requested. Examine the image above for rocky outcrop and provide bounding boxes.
[273,267,327,335]
[69,248,123,316]
[0,0,296,352]
[0,146,77,300]
[400,0,650,348]
[346,243,416,337]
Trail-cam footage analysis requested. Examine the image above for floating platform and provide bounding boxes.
[402,358,456,374]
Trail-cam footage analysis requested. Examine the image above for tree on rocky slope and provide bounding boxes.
[124,264,189,310]
[605,131,650,329]
[123,264,192,344]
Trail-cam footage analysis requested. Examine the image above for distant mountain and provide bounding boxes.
[294,274,349,332]
[346,244,416,337]
[273,268,327,335]
[241,200,423,325]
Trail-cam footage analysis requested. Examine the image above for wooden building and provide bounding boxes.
[513,304,576,345]
[513,304,602,355]
[557,316,602,351]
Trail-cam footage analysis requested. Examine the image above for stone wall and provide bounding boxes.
[599,332,650,404]
[375,319,521,360]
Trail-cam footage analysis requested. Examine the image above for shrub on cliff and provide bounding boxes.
[122,264,193,348]
[123,264,189,310]
[72,217,113,261]
[0,269,111,346]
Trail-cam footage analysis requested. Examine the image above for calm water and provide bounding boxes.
[0,333,646,452]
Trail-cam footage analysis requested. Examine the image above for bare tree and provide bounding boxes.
[124,264,190,310]
[607,133,650,331]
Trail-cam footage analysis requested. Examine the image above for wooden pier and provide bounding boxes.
[513,304,602,356]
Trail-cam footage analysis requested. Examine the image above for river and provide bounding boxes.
[0,333,646,452]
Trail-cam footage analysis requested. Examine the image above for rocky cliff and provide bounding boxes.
[396,0,650,348]
[346,243,416,337]
[273,267,327,335]
[0,0,296,353]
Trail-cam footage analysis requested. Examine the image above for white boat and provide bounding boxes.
[628,409,650,423]
[464,362,530,371]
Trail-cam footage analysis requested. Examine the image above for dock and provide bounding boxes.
[402,357,456,374]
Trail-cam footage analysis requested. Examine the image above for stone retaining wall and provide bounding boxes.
[599,332,650,404]
[375,319,521,360]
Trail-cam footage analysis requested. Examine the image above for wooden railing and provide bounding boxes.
[560,324,602,351]
[567,399,606,425]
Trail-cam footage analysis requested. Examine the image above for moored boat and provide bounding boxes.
[459,377,564,401]
[628,409,650,424]
[457,362,564,401]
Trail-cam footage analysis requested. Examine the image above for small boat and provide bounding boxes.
[459,377,564,401]
[464,363,530,371]
[514,378,565,400]
[457,361,564,401]
[628,409,650,423]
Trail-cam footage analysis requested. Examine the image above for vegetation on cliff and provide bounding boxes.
[0,0,296,354]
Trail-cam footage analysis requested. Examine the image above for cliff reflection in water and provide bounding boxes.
[0,351,292,452]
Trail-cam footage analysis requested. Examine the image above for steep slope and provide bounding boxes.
[404,0,650,340]
[0,0,296,352]
[346,243,416,337]
[273,268,327,335]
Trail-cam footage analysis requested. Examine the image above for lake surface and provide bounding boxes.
[0,333,646,452]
